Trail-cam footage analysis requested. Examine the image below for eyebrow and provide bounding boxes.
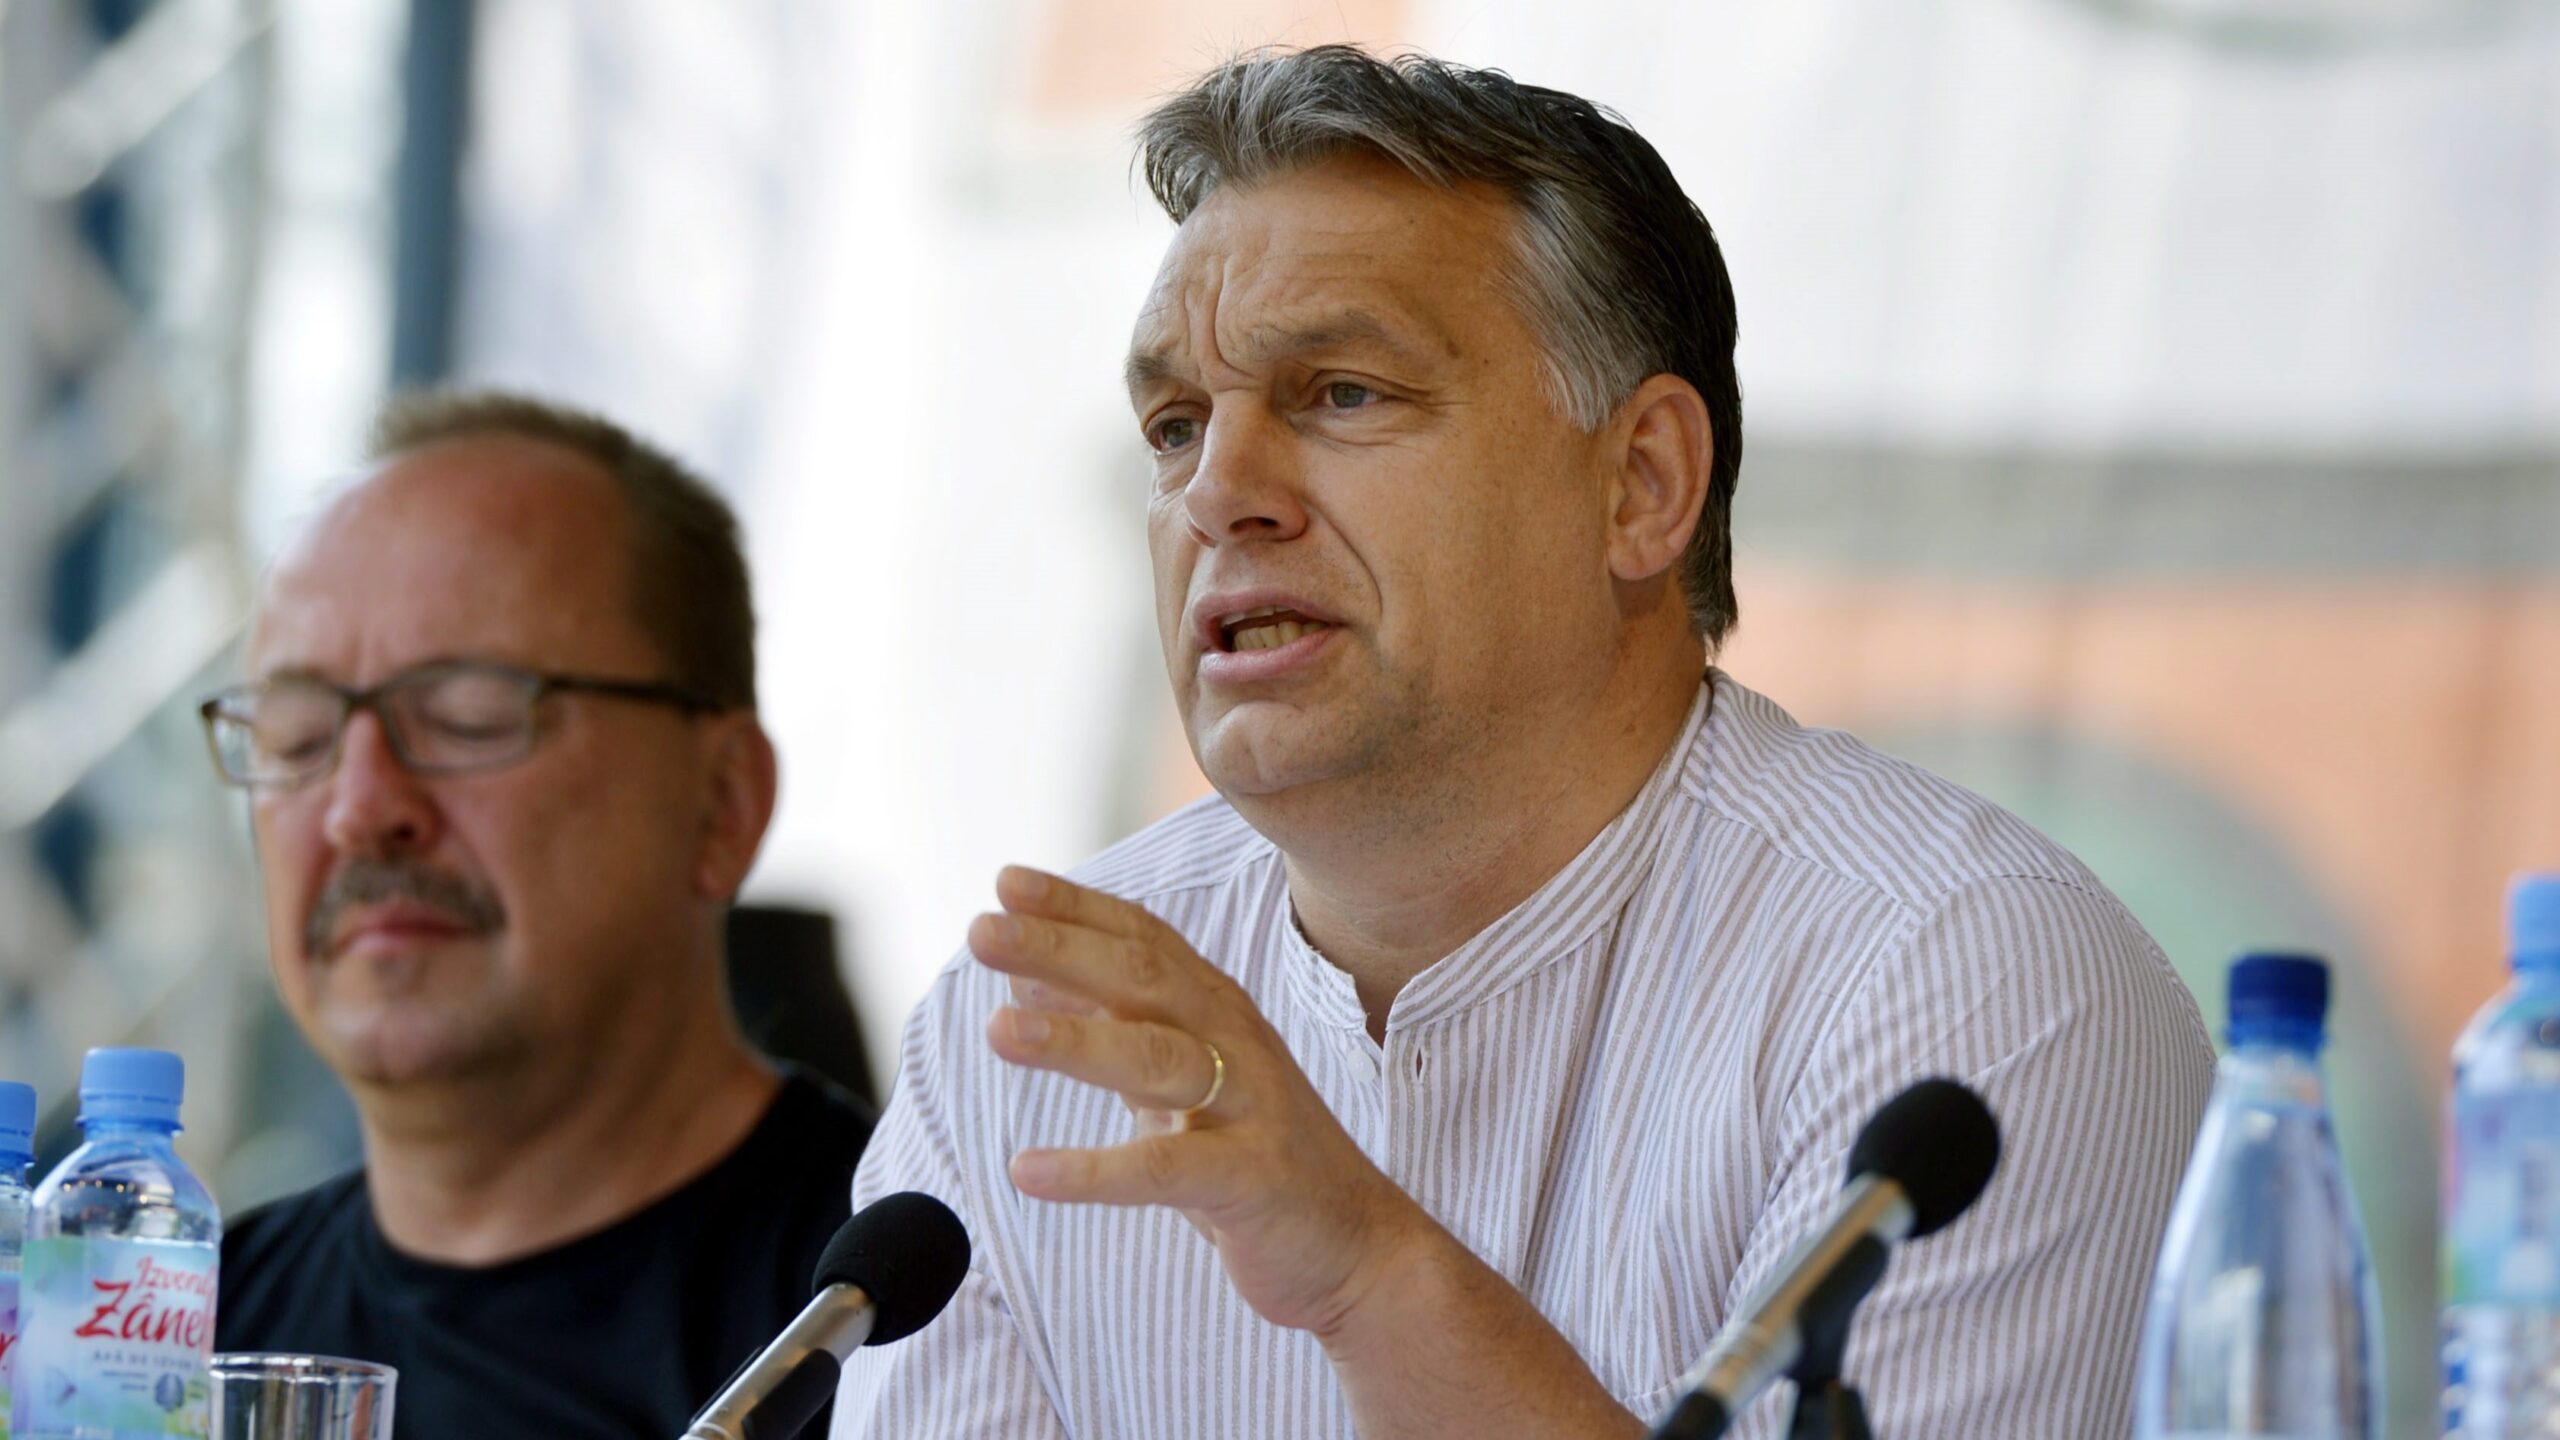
[246,659,358,688]
[251,652,515,685]
[1123,309,1443,395]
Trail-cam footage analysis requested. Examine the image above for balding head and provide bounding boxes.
[256,432,660,684]
[357,389,757,709]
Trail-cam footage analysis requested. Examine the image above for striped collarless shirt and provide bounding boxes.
[832,673,2215,1438]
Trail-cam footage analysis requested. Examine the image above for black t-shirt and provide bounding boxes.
[217,1070,873,1440]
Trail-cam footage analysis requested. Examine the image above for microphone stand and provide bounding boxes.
[1782,1237,1886,1440]
[1784,1341,1873,1440]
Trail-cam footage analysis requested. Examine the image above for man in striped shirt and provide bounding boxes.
[834,46,2213,1439]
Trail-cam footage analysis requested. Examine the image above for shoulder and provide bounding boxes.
[875,803,1274,1168]
[637,1071,875,1300]
[715,1068,872,1217]
[218,1172,368,1329]
[907,793,1274,1021]
[1062,791,1272,904]
[1678,677,2204,1067]
[224,1171,366,1265]
[714,1069,875,1259]
[761,1066,875,1162]
[1688,675,2117,914]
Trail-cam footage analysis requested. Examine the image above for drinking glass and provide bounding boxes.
[209,1353,396,1440]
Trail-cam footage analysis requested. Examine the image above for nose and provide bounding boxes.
[1183,405,1309,548]
[320,709,441,857]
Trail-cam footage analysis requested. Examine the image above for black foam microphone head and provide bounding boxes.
[1844,1078,2002,1238]
[814,1191,973,1344]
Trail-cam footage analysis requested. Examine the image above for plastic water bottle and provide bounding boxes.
[2133,952,2381,1439]
[11,1050,218,1440]
[2443,873,2560,1436]
[1,1080,35,1440]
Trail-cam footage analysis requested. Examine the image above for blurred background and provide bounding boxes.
[1,0,2554,1430]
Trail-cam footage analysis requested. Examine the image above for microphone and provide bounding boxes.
[682,1191,972,1440]
[1647,1078,2001,1440]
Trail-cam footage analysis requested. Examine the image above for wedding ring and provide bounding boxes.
[1179,1040,1227,1119]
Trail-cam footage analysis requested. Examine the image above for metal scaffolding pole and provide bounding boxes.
[0,0,277,1165]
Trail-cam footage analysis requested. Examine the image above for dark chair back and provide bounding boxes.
[724,904,878,1111]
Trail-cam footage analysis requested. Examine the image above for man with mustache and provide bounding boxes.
[204,392,872,1440]
[832,47,2213,1440]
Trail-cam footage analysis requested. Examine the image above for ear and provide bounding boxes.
[1602,373,1713,585]
[693,713,780,902]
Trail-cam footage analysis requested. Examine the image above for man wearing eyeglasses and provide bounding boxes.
[203,391,873,1440]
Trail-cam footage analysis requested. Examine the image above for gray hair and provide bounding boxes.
[1137,46,1744,645]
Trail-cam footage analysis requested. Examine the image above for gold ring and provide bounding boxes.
[1179,1040,1226,1118]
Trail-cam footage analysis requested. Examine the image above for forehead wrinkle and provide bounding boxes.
[1131,294,1458,396]
[1209,224,1478,380]
[1128,309,1436,396]
[1128,203,1480,398]
[1228,308,1449,375]
[1124,268,1215,395]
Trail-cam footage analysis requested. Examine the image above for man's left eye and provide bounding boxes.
[1324,382,1377,410]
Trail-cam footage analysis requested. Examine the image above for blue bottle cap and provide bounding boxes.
[2227,952,2329,1052]
[0,1080,34,1163]
[2511,873,2560,974]
[79,1047,184,1128]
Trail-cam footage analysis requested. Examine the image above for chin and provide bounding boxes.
[320,1009,515,1089]
[1193,716,1360,800]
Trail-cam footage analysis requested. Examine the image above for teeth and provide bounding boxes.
[1215,603,1331,653]
[1233,619,1313,651]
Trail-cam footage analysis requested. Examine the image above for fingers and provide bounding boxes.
[988,1005,1225,1116]
[1009,1133,1236,1210]
[976,867,1272,1216]
[996,866,1168,942]
[1007,976,1099,1016]
[969,906,1219,1030]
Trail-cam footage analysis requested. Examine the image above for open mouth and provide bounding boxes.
[1217,605,1333,653]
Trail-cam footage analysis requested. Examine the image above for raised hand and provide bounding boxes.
[968,864,1427,1338]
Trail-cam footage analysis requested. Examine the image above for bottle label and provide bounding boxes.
[2448,1089,2560,1306]
[2,1255,19,1440]
[11,1237,212,1439]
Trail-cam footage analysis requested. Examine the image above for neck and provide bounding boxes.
[354,999,777,1266]
[1265,643,1705,1041]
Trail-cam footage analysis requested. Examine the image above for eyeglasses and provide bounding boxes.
[198,661,723,790]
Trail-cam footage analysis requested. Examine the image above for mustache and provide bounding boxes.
[304,859,506,958]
